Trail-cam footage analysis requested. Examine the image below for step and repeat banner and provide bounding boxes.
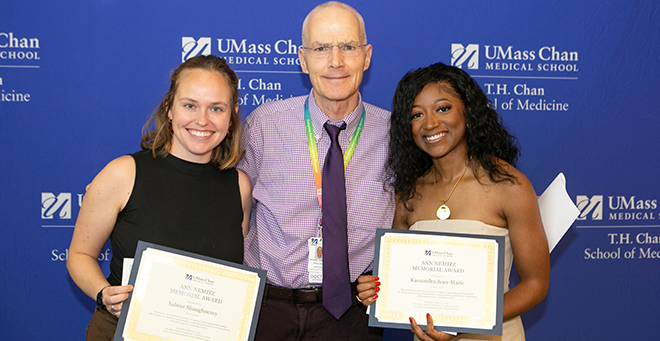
[1,0,658,339]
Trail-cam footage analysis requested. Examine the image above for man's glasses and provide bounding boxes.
[301,43,367,58]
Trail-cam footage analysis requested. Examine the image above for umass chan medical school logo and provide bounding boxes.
[186,273,215,286]
[451,43,479,70]
[576,195,603,220]
[180,36,301,64]
[41,192,83,227]
[42,192,72,220]
[182,37,211,62]
[576,195,659,223]
[451,42,580,73]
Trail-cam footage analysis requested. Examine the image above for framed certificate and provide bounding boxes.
[368,228,505,335]
[113,241,266,341]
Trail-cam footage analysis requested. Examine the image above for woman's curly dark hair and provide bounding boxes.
[389,62,520,210]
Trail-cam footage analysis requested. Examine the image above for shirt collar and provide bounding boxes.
[307,88,363,140]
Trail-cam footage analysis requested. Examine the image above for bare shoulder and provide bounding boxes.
[236,169,252,193]
[93,155,135,186]
[237,168,249,182]
[105,155,135,173]
[77,155,136,225]
[86,155,136,206]
[489,159,535,196]
[483,159,545,232]
[237,169,253,236]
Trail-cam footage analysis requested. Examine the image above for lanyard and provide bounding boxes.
[304,97,365,226]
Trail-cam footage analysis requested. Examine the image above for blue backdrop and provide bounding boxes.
[2,0,659,339]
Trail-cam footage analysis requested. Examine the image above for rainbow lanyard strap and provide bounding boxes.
[304,96,365,225]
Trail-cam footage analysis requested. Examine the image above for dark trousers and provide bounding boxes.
[86,307,118,341]
[253,294,383,341]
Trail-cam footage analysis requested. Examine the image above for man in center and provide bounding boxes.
[238,2,394,340]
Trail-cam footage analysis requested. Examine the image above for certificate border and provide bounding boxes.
[113,241,266,341]
[368,228,505,335]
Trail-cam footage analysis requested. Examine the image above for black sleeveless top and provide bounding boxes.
[107,150,244,286]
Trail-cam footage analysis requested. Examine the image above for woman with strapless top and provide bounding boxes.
[356,62,550,341]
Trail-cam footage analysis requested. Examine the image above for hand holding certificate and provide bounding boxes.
[113,241,266,341]
[368,229,505,335]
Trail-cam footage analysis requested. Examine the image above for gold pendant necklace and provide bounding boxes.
[433,162,470,220]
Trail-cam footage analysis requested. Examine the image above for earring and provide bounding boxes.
[227,126,232,139]
[168,117,173,132]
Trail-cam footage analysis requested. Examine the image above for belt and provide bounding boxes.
[265,282,360,304]
[266,285,323,303]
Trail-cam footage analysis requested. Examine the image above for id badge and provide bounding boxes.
[308,237,323,284]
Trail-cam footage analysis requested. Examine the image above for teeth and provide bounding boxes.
[425,132,446,141]
[189,130,212,138]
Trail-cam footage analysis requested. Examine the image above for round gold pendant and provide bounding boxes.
[436,205,450,220]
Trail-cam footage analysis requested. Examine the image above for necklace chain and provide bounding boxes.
[432,163,470,205]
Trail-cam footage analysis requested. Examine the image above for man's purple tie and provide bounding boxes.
[322,122,352,320]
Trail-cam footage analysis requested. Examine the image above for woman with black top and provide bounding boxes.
[67,55,251,340]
